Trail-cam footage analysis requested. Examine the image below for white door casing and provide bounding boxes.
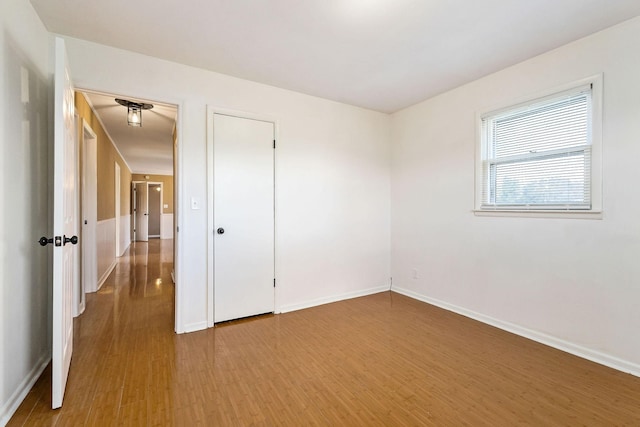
[52,37,77,409]
[213,113,275,323]
[82,122,97,295]
[115,162,121,255]
[135,182,149,241]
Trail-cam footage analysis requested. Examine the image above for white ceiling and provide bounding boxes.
[30,0,640,113]
[83,92,176,175]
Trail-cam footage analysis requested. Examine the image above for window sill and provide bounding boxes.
[473,209,603,220]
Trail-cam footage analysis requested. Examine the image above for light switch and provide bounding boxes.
[164,204,169,209]
[191,197,200,210]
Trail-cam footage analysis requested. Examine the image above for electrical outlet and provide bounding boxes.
[412,268,419,279]
[191,197,200,210]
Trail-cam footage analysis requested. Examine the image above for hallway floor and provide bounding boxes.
[8,239,640,425]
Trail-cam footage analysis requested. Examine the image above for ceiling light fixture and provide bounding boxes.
[115,98,154,127]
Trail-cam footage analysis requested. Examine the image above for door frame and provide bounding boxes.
[206,106,279,327]
[115,162,121,256]
[75,86,183,333]
[79,119,98,309]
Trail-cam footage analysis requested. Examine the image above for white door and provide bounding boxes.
[82,124,97,295]
[214,113,274,323]
[135,182,149,241]
[52,37,77,409]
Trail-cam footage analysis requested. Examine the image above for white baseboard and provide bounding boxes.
[279,285,389,314]
[97,259,117,291]
[0,352,50,426]
[119,240,131,257]
[392,287,640,378]
[180,320,208,334]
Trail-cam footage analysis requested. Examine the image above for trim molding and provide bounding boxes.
[181,321,208,334]
[0,353,50,426]
[279,285,389,314]
[393,287,640,378]
[97,259,116,291]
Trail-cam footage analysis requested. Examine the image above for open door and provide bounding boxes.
[134,182,149,241]
[52,37,78,409]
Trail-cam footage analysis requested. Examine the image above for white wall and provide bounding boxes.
[160,213,173,240]
[96,218,116,290]
[62,36,392,332]
[0,0,52,424]
[391,17,640,373]
[119,214,131,255]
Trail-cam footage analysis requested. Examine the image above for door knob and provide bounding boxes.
[64,235,78,245]
[39,236,62,247]
[217,228,225,235]
[39,237,54,246]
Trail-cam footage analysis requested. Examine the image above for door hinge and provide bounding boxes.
[273,278,276,288]
[273,139,276,149]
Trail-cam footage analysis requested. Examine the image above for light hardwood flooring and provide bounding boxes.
[9,239,640,425]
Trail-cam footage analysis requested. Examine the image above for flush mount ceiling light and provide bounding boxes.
[115,98,154,127]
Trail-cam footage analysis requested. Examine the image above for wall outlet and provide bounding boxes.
[412,268,419,279]
[191,197,200,210]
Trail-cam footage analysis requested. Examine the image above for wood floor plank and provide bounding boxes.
[8,238,640,425]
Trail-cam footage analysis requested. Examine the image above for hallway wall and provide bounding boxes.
[75,93,132,286]
[0,0,51,424]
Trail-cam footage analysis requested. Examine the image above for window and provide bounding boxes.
[476,76,602,215]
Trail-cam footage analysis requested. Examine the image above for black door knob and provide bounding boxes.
[64,235,78,245]
[217,228,225,235]
[39,236,53,246]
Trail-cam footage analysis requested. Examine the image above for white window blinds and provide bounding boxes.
[480,86,592,210]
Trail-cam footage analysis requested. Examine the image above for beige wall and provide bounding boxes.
[75,92,132,220]
[131,174,174,214]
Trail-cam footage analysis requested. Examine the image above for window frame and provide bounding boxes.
[474,74,603,219]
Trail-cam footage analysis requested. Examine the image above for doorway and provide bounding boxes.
[133,181,149,242]
[74,89,179,331]
[148,183,162,238]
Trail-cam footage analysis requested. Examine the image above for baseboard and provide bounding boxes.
[392,287,640,378]
[118,240,131,257]
[0,352,50,426]
[97,259,117,291]
[279,285,389,314]
[180,320,208,334]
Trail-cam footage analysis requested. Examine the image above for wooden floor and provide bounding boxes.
[9,240,640,426]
